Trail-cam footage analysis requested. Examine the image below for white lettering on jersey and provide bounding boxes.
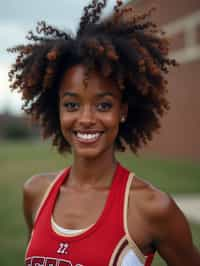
[26,257,84,266]
[57,243,69,255]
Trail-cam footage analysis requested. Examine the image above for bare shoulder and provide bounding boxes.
[129,176,175,222]
[23,172,59,233]
[23,172,58,202]
[24,172,58,191]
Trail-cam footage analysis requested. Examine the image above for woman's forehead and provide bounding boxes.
[59,64,120,97]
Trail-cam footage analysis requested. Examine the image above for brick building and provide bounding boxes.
[129,0,200,160]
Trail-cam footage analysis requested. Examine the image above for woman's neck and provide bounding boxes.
[67,150,118,188]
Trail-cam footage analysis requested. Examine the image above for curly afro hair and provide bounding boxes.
[8,0,177,154]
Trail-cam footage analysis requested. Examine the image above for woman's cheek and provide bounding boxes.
[101,112,120,128]
[59,112,74,137]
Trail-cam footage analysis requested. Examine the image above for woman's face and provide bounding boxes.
[59,64,127,159]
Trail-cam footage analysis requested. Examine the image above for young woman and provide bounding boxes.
[8,1,200,265]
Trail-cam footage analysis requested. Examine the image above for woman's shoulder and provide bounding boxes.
[129,176,175,223]
[23,172,59,200]
[128,175,182,247]
[23,172,59,229]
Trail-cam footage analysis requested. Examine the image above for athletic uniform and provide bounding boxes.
[25,163,155,266]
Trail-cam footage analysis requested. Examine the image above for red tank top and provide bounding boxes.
[25,163,155,266]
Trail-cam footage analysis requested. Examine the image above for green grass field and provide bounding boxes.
[0,140,200,265]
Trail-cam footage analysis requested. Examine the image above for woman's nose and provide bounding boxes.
[78,106,96,126]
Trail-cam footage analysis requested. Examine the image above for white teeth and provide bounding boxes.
[76,132,100,141]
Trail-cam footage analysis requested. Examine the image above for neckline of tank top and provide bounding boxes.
[49,162,124,240]
[51,216,94,235]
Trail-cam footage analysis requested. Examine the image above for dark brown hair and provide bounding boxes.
[8,0,177,154]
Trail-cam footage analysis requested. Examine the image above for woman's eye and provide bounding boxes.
[97,102,113,111]
[64,102,80,111]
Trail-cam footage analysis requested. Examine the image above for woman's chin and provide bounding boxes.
[73,148,102,160]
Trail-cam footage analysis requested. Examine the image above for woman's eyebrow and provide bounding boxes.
[96,92,115,98]
[62,91,115,98]
[62,92,78,97]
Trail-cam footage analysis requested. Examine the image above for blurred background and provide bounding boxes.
[0,0,199,265]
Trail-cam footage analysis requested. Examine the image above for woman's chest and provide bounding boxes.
[53,187,109,229]
[52,187,154,255]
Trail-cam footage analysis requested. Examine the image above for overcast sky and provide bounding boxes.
[0,0,128,114]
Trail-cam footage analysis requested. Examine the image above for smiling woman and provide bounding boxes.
[7,0,200,265]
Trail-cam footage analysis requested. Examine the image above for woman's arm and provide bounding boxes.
[128,177,200,265]
[153,194,200,266]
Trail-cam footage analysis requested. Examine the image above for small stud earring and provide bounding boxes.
[121,116,126,123]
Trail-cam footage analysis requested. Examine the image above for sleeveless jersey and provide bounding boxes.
[25,163,155,266]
